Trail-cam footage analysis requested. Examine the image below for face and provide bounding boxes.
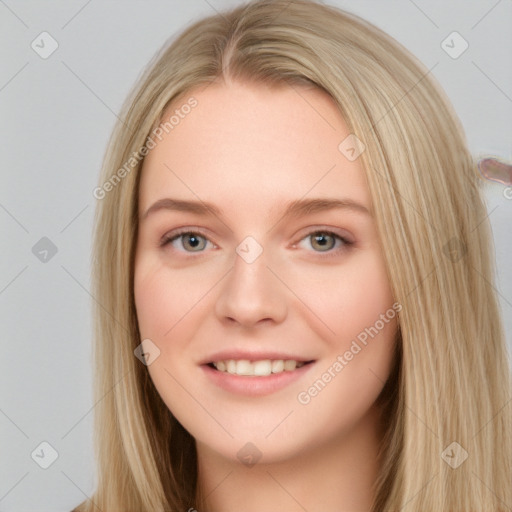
[134,80,398,464]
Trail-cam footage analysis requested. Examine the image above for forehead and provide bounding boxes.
[138,80,370,216]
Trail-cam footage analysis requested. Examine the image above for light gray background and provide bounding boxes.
[1,1,511,510]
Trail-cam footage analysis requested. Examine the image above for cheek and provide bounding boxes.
[291,249,396,346]
[134,264,173,340]
[336,260,395,347]
[134,254,210,341]
[291,250,398,400]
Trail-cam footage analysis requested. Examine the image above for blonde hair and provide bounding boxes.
[74,1,512,510]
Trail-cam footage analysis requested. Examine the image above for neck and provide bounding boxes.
[194,405,383,512]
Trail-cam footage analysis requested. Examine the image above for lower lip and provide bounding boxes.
[201,363,315,396]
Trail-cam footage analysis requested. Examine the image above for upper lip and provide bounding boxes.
[199,349,316,365]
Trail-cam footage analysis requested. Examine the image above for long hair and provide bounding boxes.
[73,1,512,510]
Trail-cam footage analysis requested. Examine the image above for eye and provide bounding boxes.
[161,230,213,253]
[296,230,353,255]
[160,228,353,256]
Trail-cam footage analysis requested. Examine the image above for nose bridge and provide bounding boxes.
[233,246,270,291]
[215,242,287,326]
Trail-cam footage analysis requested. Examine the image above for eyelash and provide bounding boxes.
[160,227,354,258]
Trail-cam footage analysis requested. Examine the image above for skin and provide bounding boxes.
[134,78,398,512]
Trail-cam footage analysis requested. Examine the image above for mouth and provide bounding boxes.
[206,359,315,377]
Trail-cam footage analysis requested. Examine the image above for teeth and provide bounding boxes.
[253,360,272,376]
[212,359,305,376]
[236,360,253,376]
[227,360,237,374]
[283,360,297,371]
[271,360,284,373]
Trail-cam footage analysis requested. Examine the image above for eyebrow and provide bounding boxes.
[140,197,371,221]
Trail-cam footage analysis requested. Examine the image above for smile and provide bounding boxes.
[202,359,316,396]
[210,359,309,376]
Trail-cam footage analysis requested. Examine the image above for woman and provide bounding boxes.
[74,0,512,510]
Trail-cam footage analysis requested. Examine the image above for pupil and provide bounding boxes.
[313,233,333,251]
[186,235,201,249]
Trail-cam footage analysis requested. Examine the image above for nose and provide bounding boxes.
[214,247,287,328]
